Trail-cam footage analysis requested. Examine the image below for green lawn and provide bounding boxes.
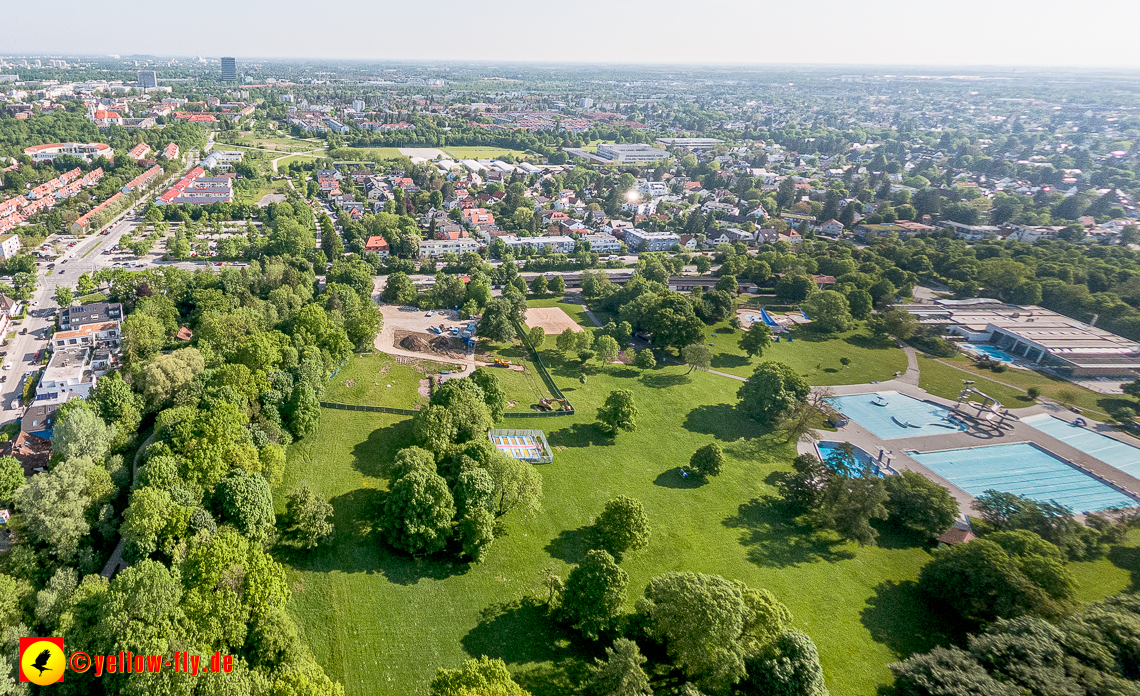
[275,154,322,170]
[916,354,1135,422]
[442,146,533,161]
[341,147,406,161]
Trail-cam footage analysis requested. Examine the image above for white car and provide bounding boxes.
[1,363,10,371]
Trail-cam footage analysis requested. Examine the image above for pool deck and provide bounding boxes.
[805,378,1140,514]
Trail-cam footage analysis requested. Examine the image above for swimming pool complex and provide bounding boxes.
[1022,414,1140,479]
[910,442,1135,513]
[815,441,883,477]
[826,391,967,439]
[963,343,1017,363]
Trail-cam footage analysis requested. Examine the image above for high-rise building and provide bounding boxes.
[221,57,237,82]
[352,100,365,113]
[138,71,157,89]
[580,98,593,109]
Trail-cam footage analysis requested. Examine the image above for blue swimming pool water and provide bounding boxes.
[910,442,1135,513]
[827,391,967,439]
[964,344,1017,362]
[815,441,883,477]
[1022,414,1140,479]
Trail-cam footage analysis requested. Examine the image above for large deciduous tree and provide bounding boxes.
[383,468,456,555]
[595,496,651,559]
[737,361,811,425]
[597,389,637,438]
[560,549,628,639]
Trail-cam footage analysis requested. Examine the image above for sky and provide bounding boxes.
[6,0,1140,69]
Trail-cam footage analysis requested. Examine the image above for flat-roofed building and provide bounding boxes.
[596,143,670,163]
[899,298,1140,378]
[582,233,620,254]
[418,238,481,258]
[501,235,576,254]
[23,142,113,163]
[624,229,680,252]
[655,137,724,150]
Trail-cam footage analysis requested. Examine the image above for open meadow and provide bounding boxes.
[280,298,1140,696]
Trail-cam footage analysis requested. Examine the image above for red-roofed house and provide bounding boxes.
[364,236,389,257]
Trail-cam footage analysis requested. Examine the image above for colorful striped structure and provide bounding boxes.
[487,428,553,464]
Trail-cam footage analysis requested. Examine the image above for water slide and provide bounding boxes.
[759,308,781,328]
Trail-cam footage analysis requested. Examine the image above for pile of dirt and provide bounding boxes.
[430,336,459,354]
[399,334,430,352]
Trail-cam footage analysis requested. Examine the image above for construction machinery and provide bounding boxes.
[493,358,512,368]
[536,397,571,412]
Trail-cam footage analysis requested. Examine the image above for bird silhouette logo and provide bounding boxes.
[32,650,52,676]
[19,637,65,685]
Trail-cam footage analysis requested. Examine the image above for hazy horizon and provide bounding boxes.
[5,0,1140,69]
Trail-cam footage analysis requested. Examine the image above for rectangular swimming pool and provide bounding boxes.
[910,442,1136,513]
[1022,414,1140,479]
[827,391,967,440]
[963,343,1017,363]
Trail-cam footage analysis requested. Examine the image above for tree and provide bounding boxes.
[884,471,960,539]
[737,362,811,425]
[639,572,754,692]
[383,468,456,555]
[382,272,418,305]
[808,473,889,546]
[15,457,97,562]
[880,308,918,340]
[527,326,546,349]
[478,298,518,343]
[286,383,321,439]
[529,275,548,295]
[595,496,651,558]
[560,549,628,639]
[216,469,277,543]
[430,656,532,696]
[775,275,816,303]
[556,327,578,354]
[468,368,507,422]
[596,335,620,364]
[741,629,829,696]
[138,348,204,410]
[847,288,873,320]
[549,275,566,294]
[918,534,1075,623]
[681,343,712,374]
[776,455,830,515]
[890,646,1019,696]
[802,290,852,333]
[689,443,724,478]
[53,286,74,308]
[52,407,114,463]
[634,349,656,370]
[0,457,23,504]
[282,483,335,549]
[597,389,637,438]
[715,274,738,294]
[459,507,495,563]
[775,399,827,445]
[588,638,653,696]
[740,324,772,359]
[485,453,543,518]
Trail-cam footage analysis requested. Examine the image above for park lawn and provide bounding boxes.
[928,354,1133,420]
[275,154,322,170]
[341,147,406,160]
[442,146,533,160]
[917,355,1033,408]
[703,321,909,386]
[323,352,437,410]
[283,349,937,696]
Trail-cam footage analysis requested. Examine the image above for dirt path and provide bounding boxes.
[101,430,156,578]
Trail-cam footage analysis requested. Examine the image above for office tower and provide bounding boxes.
[221,57,237,82]
[138,70,157,89]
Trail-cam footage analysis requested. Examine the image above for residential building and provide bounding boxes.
[221,57,237,82]
[21,394,71,437]
[939,221,1001,241]
[322,117,350,134]
[156,168,234,205]
[23,142,113,163]
[137,71,157,89]
[596,143,671,164]
[819,219,845,236]
[37,347,98,401]
[655,137,724,150]
[162,142,179,160]
[201,150,243,170]
[52,321,120,351]
[0,234,19,260]
[582,233,620,254]
[461,208,495,227]
[59,302,122,332]
[418,238,482,258]
[501,235,576,254]
[625,230,680,252]
[364,237,389,256]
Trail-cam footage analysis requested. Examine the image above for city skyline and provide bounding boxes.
[4,0,1140,69]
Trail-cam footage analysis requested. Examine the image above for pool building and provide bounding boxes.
[898,298,1140,378]
[488,428,553,464]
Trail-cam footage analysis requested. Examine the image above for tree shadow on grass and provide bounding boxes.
[722,495,856,568]
[715,327,737,335]
[873,522,935,551]
[711,353,750,369]
[547,422,611,448]
[861,580,954,658]
[682,404,762,441]
[608,367,640,380]
[349,418,415,479]
[653,467,706,489]
[374,547,471,586]
[845,333,895,350]
[1110,545,1140,590]
[544,525,596,565]
[273,487,385,574]
[640,373,692,389]
[461,596,576,666]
